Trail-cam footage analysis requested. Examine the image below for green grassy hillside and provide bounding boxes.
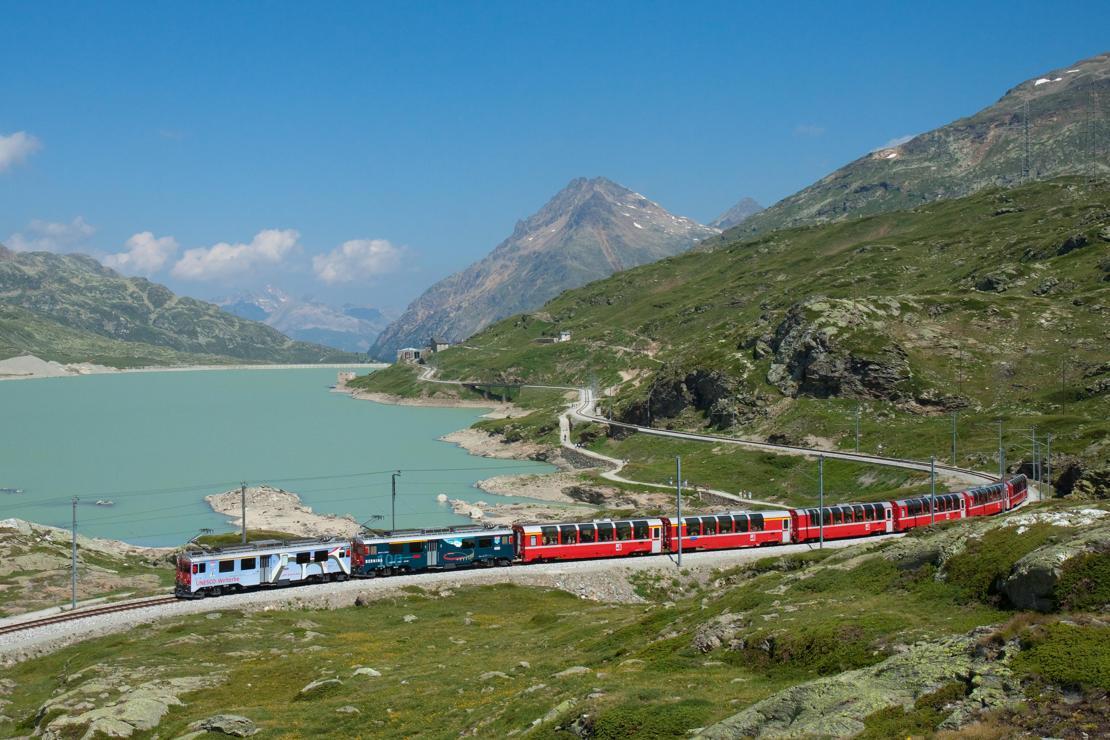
[0,246,356,366]
[360,178,1110,494]
[2,502,1106,738]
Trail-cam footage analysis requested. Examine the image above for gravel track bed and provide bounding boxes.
[0,534,899,666]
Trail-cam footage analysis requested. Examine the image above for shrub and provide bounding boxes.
[1013,623,1110,690]
[944,524,1063,605]
[1054,549,1110,612]
[591,699,713,739]
[857,681,970,739]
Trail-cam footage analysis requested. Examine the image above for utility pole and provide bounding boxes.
[71,497,79,610]
[1031,427,1038,483]
[1045,434,1053,497]
[818,455,825,549]
[240,482,247,544]
[997,419,1005,482]
[391,470,402,532]
[930,456,936,526]
[675,456,683,568]
[854,403,860,453]
[950,411,958,466]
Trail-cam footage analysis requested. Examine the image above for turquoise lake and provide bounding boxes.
[0,368,554,546]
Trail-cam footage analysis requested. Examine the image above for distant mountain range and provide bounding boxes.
[728,51,1110,239]
[371,176,718,356]
[0,245,354,365]
[710,197,764,230]
[215,286,391,353]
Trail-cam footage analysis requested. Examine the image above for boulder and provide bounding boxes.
[403,614,418,623]
[187,714,259,737]
[1001,518,1110,611]
[1057,233,1089,255]
[352,667,381,678]
[480,671,509,681]
[553,666,591,678]
[336,706,361,715]
[692,612,747,653]
[297,678,342,699]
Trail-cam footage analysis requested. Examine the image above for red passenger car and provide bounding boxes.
[962,481,1007,517]
[791,502,892,543]
[891,492,966,532]
[662,510,793,552]
[513,518,664,563]
[1006,475,1029,509]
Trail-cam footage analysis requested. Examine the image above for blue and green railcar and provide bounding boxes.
[352,526,515,576]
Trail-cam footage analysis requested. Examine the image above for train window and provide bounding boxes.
[854,505,864,521]
[580,524,597,543]
[368,545,378,556]
[191,564,199,574]
[685,518,701,537]
[296,552,311,564]
[734,514,749,533]
[701,517,718,535]
[561,525,579,545]
[717,515,733,534]
[782,519,789,529]
[597,523,614,542]
[478,537,493,548]
[240,557,256,570]
[633,521,649,539]
[616,522,632,541]
[314,550,329,562]
[461,539,476,549]
[198,563,207,573]
[886,508,892,519]
[751,513,765,531]
[219,560,234,573]
[389,543,405,555]
[410,541,425,553]
[530,535,537,546]
[541,527,558,545]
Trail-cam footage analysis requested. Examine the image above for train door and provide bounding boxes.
[651,525,662,554]
[885,507,893,533]
[427,539,439,567]
[260,554,271,583]
[781,519,790,544]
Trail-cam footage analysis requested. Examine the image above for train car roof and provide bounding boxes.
[181,537,347,558]
[356,526,513,545]
[516,517,665,531]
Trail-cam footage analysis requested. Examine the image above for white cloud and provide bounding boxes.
[793,124,825,137]
[874,134,915,151]
[7,217,95,252]
[103,232,179,275]
[171,229,300,281]
[312,238,404,284]
[0,131,41,173]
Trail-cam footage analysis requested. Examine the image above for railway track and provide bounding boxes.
[0,596,178,636]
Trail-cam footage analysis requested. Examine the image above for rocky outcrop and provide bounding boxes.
[696,630,1017,739]
[1001,513,1110,611]
[36,674,217,739]
[188,714,259,737]
[766,299,913,401]
[621,367,764,430]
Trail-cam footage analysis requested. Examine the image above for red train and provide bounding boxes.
[176,475,1029,597]
[511,475,1029,563]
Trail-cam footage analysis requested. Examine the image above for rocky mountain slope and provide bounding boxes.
[371,177,718,356]
[726,51,1109,239]
[377,177,1110,492]
[0,246,355,365]
[216,285,390,353]
[710,196,764,229]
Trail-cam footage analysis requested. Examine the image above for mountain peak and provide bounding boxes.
[733,50,1110,238]
[710,197,764,230]
[372,180,717,356]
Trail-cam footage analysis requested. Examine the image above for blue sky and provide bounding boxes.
[1,2,1107,310]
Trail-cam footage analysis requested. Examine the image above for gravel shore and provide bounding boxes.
[0,534,899,666]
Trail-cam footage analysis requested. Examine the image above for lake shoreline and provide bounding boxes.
[0,353,383,382]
